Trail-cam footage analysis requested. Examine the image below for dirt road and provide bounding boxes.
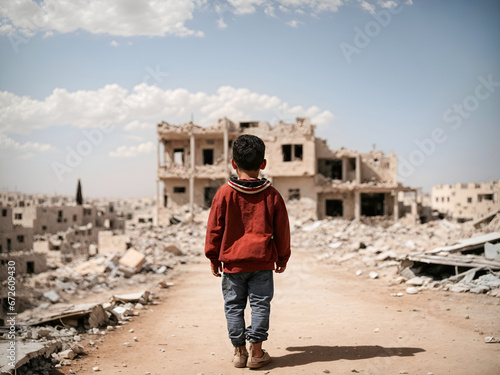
[60,248,500,375]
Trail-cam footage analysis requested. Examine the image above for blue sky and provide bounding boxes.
[0,0,499,198]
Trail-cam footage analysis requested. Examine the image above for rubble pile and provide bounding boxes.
[2,291,156,374]
[14,222,203,312]
[286,201,500,296]
[2,202,499,374]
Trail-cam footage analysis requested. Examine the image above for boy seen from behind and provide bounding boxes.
[205,134,291,369]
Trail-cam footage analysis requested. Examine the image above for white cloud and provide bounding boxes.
[378,1,397,9]
[110,40,118,47]
[0,0,402,37]
[279,5,291,13]
[286,19,302,28]
[216,18,228,29]
[405,0,413,5]
[277,0,343,13]
[124,135,145,141]
[264,5,276,17]
[359,1,376,14]
[227,0,266,14]
[124,121,155,131]
[0,0,203,37]
[0,84,336,133]
[109,142,155,158]
[0,134,55,152]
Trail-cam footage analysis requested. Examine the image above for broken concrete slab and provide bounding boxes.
[0,342,58,374]
[74,260,107,276]
[471,209,500,229]
[43,290,61,303]
[485,242,500,260]
[112,291,150,305]
[406,253,500,270]
[27,303,108,328]
[426,232,500,255]
[98,231,130,254]
[119,248,146,274]
[163,243,184,255]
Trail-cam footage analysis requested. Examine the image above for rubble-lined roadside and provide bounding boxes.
[2,202,500,374]
[287,199,500,297]
[1,221,204,375]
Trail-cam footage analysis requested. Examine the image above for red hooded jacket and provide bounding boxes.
[204,177,291,273]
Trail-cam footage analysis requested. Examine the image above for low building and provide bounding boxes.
[432,179,500,221]
[156,118,417,225]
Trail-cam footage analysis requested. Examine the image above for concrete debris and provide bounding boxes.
[484,336,500,343]
[0,342,58,374]
[485,242,500,259]
[58,349,75,360]
[405,287,419,295]
[27,303,108,328]
[119,248,146,276]
[74,260,107,276]
[406,277,426,286]
[43,290,61,303]
[112,291,150,305]
[164,243,184,255]
[4,199,500,374]
[159,281,175,288]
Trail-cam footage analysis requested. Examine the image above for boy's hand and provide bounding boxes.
[275,266,286,273]
[211,263,222,277]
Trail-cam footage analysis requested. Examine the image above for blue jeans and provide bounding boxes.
[222,270,274,347]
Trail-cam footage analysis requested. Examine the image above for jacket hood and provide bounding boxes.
[228,176,271,194]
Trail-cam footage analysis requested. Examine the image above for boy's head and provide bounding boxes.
[232,134,265,171]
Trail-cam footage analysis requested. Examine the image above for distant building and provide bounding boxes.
[156,118,417,225]
[0,192,126,275]
[431,179,500,221]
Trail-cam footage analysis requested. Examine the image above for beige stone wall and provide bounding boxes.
[0,251,47,278]
[163,178,190,207]
[265,135,316,177]
[12,206,36,228]
[0,226,34,253]
[360,151,397,184]
[0,206,34,253]
[194,137,225,166]
[98,231,130,255]
[271,176,317,202]
[317,191,356,220]
[193,178,225,208]
[432,180,500,220]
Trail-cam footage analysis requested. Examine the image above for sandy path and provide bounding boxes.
[59,248,500,375]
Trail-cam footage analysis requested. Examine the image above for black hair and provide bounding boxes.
[232,134,265,171]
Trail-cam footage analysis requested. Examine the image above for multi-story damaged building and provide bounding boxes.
[432,179,500,221]
[0,192,127,277]
[0,206,47,279]
[156,118,417,225]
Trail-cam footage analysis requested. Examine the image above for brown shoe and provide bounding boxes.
[233,346,248,368]
[247,349,272,369]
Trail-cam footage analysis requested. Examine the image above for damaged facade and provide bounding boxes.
[432,179,500,221]
[0,193,127,278]
[156,118,417,225]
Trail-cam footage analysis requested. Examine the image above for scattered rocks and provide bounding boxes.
[485,336,500,343]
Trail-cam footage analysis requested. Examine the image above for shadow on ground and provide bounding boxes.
[255,345,425,370]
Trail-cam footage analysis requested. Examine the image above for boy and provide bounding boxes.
[205,134,291,369]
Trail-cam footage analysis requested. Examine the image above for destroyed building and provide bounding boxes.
[156,118,417,225]
[432,179,500,221]
[0,206,46,279]
[0,192,127,279]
